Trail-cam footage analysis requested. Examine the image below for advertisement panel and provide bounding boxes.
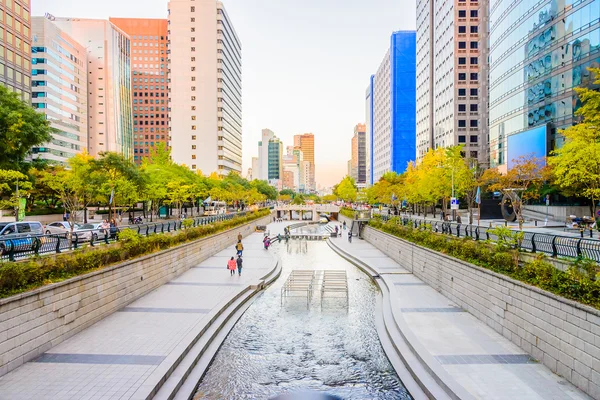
[507,125,547,169]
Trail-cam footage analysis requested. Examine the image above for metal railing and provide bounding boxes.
[375,214,600,262]
[0,212,246,262]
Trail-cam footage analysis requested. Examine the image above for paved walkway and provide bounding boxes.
[0,232,277,400]
[330,235,590,400]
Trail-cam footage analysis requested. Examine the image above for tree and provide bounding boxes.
[0,85,54,169]
[280,189,295,197]
[549,68,600,215]
[291,194,305,205]
[334,176,357,203]
[482,155,551,229]
[322,194,337,203]
[251,180,278,200]
[0,169,31,218]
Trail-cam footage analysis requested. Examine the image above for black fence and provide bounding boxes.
[377,215,600,262]
[0,212,245,262]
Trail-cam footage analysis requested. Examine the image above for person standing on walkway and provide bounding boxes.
[235,240,244,256]
[237,232,242,242]
[343,221,346,230]
[236,255,243,276]
[348,231,352,243]
[227,256,237,276]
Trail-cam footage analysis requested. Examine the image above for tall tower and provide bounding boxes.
[110,18,169,165]
[0,0,32,102]
[168,0,242,175]
[294,133,315,191]
[416,0,489,165]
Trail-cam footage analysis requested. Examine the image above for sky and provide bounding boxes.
[32,0,416,188]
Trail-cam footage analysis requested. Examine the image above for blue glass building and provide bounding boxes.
[368,31,416,184]
[489,0,600,167]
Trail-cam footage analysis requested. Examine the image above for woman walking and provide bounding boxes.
[227,257,237,276]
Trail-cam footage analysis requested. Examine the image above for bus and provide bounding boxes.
[204,201,227,216]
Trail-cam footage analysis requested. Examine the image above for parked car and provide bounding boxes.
[77,223,107,242]
[44,221,81,235]
[0,221,44,254]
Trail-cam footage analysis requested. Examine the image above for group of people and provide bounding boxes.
[263,235,271,250]
[227,232,245,276]
[273,216,286,223]
[334,221,353,242]
[100,219,118,238]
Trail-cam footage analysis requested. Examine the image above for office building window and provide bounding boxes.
[470,41,478,49]
[470,26,478,33]
[458,26,466,33]
[470,72,478,80]
[458,73,466,80]
[458,104,466,111]
[470,104,478,112]
[458,42,466,49]
[458,88,466,96]
[470,57,478,64]
[470,120,478,127]
[470,10,478,17]
[470,135,478,142]
[458,120,466,127]
[458,10,466,17]
[470,88,478,96]
[458,136,466,143]
[458,57,466,65]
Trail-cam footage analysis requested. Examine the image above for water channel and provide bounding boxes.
[193,225,410,399]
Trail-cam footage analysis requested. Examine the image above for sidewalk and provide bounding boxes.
[0,232,278,400]
[329,236,590,400]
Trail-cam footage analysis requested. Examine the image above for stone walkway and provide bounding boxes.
[0,232,277,400]
[330,235,591,400]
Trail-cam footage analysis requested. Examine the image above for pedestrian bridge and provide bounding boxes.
[274,204,340,221]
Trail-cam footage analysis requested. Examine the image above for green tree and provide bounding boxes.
[279,189,295,197]
[549,68,600,215]
[0,169,31,218]
[0,85,54,169]
[251,180,277,200]
[334,176,357,203]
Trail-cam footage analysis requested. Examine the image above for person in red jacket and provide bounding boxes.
[227,256,237,276]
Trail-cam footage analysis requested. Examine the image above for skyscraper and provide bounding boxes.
[416,0,489,165]
[293,133,315,191]
[368,31,416,184]
[110,18,169,165]
[0,0,31,102]
[350,123,367,186]
[488,0,599,170]
[30,17,87,164]
[168,0,242,175]
[53,18,134,158]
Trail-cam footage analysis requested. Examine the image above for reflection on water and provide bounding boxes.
[193,241,410,400]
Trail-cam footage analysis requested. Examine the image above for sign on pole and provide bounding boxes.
[450,197,459,210]
[17,198,26,221]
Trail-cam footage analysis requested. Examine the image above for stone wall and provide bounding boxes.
[362,225,600,399]
[0,213,272,377]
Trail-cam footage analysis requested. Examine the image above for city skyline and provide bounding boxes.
[31,0,416,187]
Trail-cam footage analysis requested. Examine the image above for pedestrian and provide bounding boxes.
[236,255,243,276]
[348,231,352,243]
[236,240,244,256]
[101,219,110,237]
[456,215,462,224]
[227,256,237,276]
[343,221,346,230]
[237,232,242,242]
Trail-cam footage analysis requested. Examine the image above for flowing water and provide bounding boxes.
[193,231,410,400]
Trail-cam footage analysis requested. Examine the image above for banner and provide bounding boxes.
[18,198,26,221]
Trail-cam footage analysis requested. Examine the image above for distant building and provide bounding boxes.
[53,17,134,157]
[294,133,315,190]
[110,18,169,165]
[30,17,87,164]
[350,123,367,186]
[0,0,32,102]
[255,129,282,186]
[368,31,416,183]
[168,0,242,174]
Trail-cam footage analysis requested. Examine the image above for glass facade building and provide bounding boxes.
[369,31,416,183]
[489,0,600,167]
[30,16,87,164]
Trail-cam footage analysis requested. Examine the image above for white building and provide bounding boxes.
[30,17,88,164]
[168,0,242,175]
[256,129,275,181]
[52,18,133,158]
[371,49,392,183]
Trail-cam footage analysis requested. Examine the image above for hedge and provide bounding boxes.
[0,209,271,298]
[368,218,600,309]
[340,208,356,219]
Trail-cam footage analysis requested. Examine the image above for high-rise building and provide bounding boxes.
[368,31,416,184]
[366,75,374,184]
[293,133,315,190]
[110,18,168,165]
[350,123,367,186]
[53,18,134,158]
[256,128,274,180]
[416,0,489,165]
[488,0,599,170]
[282,153,300,191]
[250,156,259,180]
[0,0,32,102]
[168,0,242,175]
[30,17,87,164]
[268,136,283,181]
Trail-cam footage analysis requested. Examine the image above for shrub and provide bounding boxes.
[0,209,271,298]
[368,219,600,309]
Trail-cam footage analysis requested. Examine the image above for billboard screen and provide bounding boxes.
[507,125,547,169]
